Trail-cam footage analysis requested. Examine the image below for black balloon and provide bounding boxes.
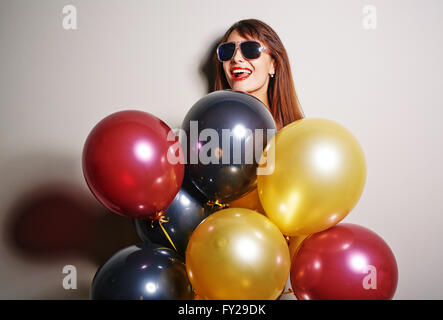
[134,177,217,257]
[90,243,192,300]
[181,90,276,203]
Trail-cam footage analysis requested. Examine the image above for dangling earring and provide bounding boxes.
[270,74,274,78]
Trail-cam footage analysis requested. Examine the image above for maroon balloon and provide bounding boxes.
[290,223,398,300]
[83,110,184,220]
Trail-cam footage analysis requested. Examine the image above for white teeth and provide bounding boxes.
[232,69,252,74]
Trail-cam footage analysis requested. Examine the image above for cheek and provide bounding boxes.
[251,62,268,81]
[223,63,231,79]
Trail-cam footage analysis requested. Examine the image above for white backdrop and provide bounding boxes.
[1,0,442,299]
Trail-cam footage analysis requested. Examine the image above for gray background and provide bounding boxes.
[1,0,442,299]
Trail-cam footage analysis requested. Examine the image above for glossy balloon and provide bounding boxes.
[288,235,309,261]
[186,208,290,300]
[181,90,276,203]
[228,188,265,215]
[134,177,217,257]
[83,110,184,219]
[91,242,193,300]
[257,118,366,236]
[290,223,398,300]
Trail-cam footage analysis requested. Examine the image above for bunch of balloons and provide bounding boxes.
[257,118,398,300]
[83,90,398,300]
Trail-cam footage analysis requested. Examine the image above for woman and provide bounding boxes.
[214,19,305,129]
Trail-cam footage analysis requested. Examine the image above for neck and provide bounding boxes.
[257,93,270,110]
[248,81,270,111]
[248,82,282,130]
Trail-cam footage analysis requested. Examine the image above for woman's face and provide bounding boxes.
[222,30,275,98]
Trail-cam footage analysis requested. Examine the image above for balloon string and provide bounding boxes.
[151,214,178,252]
[206,199,229,209]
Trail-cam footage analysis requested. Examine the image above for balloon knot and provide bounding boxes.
[206,200,229,209]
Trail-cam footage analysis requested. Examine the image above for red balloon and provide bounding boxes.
[83,110,184,220]
[290,223,398,300]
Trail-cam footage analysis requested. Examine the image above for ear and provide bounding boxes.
[269,59,276,76]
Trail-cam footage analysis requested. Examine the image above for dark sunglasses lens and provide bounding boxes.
[241,41,262,59]
[218,43,236,61]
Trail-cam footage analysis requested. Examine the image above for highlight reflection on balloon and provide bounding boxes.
[257,118,366,236]
[181,90,276,204]
[83,110,184,220]
[91,243,192,300]
[186,208,290,300]
[290,223,398,300]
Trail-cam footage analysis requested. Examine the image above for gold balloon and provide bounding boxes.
[186,208,290,300]
[228,188,265,214]
[288,235,309,261]
[257,118,366,236]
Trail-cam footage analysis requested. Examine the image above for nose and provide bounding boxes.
[232,45,244,63]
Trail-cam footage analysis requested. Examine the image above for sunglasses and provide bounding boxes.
[216,40,270,62]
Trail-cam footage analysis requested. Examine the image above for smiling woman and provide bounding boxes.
[214,19,305,129]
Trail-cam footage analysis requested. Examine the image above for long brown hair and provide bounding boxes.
[213,19,305,128]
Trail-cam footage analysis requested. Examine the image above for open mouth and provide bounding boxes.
[231,67,252,81]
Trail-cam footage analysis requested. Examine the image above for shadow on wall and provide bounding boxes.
[3,182,140,265]
[199,36,224,94]
[0,34,225,299]
[2,179,141,299]
[145,36,222,131]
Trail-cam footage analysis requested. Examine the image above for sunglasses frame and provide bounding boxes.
[216,40,271,62]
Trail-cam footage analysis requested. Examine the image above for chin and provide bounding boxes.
[230,82,255,93]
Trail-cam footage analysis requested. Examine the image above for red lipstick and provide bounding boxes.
[231,67,252,81]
